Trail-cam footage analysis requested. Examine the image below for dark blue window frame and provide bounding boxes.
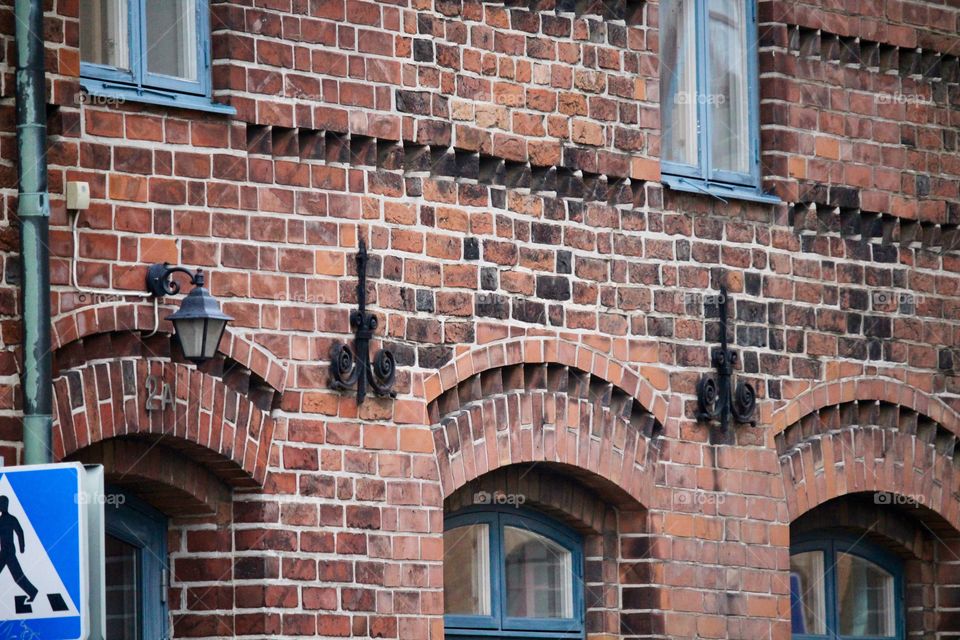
[105,490,168,640]
[660,0,778,204]
[790,532,904,640]
[80,0,234,114]
[444,506,585,640]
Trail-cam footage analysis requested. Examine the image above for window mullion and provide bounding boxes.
[493,512,505,631]
[198,0,210,96]
[696,0,711,180]
[748,0,761,185]
[826,541,838,636]
[130,0,144,89]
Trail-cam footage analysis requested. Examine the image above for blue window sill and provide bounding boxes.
[80,79,236,116]
[662,173,781,205]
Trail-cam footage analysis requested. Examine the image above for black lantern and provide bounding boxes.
[146,264,233,364]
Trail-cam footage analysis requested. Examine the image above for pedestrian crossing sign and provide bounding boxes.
[0,462,88,640]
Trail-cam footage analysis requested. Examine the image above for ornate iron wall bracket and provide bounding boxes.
[329,240,397,404]
[696,286,757,444]
[146,262,205,295]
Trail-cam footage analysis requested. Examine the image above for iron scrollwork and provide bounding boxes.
[329,240,397,404]
[696,285,757,443]
[146,263,204,296]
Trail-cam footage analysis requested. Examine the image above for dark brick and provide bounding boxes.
[536,275,571,300]
[512,299,546,324]
[475,293,509,319]
[464,237,480,260]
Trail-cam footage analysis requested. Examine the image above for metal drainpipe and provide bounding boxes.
[15,0,52,465]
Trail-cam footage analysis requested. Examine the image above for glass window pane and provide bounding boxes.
[79,0,130,70]
[660,0,698,167]
[504,526,573,619]
[837,552,896,636]
[146,0,199,81]
[444,524,491,616]
[708,0,751,174]
[789,551,826,635]
[105,534,139,640]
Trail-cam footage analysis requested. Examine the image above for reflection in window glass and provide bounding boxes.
[79,0,130,70]
[504,526,572,619]
[708,0,750,174]
[660,0,698,167]
[146,0,198,81]
[105,534,139,640]
[837,552,896,637]
[789,551,826,635]
[444,524,491,616]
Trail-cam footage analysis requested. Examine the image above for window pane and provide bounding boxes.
[789,551,826,635]
[444,524,491,616]
[837,552,896,636]
[660,0,698,167]
[504,526,572,619]
[105,534,139,640]
[146,0,198,81]
[79,0,129,70]
[708,0,751,174]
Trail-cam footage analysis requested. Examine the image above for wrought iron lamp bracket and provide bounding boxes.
[329,240,397,405]
[695,286,757,443]
[146,263,204,297]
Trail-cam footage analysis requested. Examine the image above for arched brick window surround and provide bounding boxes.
[445,464,658,638]
[67,438,231,518]
[769,377,960,439]
[52,303,288,395]
[775,393,960,527]
[776,383,960,636]
[791,494,959,635]
[51,325,285,487]
[424,338,673,428]
[778,410,960,530]
[426,338,667,508]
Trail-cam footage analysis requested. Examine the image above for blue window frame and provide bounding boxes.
[659,0,777,203]
[79,0,234,114]
[790,532,904,640]
[104,490,168,640]
[444,506,584,639]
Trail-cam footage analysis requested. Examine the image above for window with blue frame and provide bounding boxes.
[790,532,903,640]
[660,0,775,203]
[79,0,232,113]
[105,490,168,640]
[444,506,584,639]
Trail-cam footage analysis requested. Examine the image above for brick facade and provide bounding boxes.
[0,0,956,637]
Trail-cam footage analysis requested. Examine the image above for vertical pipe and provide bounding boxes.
[15,0,52,464]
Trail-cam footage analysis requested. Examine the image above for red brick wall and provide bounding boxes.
[0,0,955,638]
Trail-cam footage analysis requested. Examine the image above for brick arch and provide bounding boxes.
[791,494,942,562]
[66,438,231,518]
[779,422,960,637]
[52,350,278,488]
[769,377,960,438]
[423,337,673,427]
[52,302,288,395]
[779,420,960,532]
[445,463,634,533]
[428,343,665,509]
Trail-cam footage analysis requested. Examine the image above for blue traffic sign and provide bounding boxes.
[0,463,88,640]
